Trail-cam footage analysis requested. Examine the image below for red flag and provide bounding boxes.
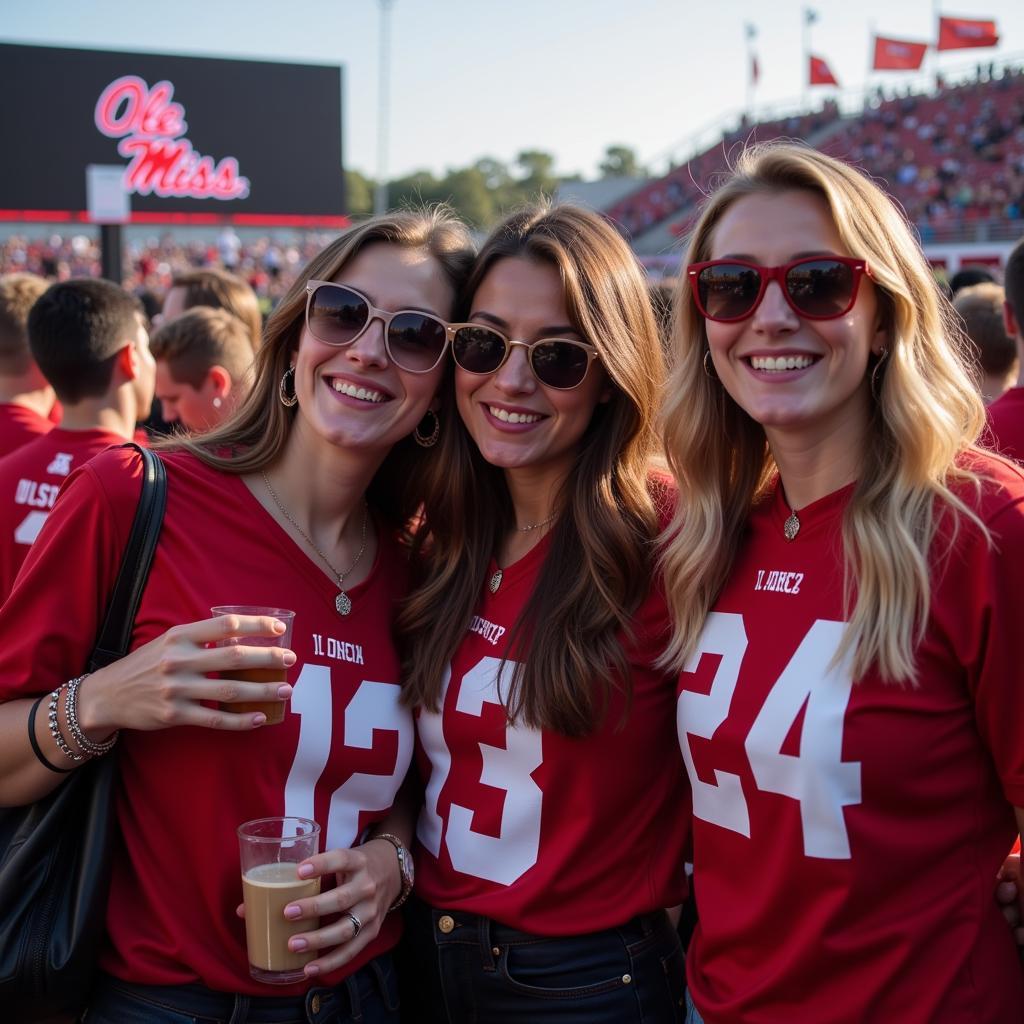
[752,53,760,84]
[873,35,928,71]
[809,55,838,86]
[937,16,999,51]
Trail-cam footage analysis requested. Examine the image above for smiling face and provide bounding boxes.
[455,257,608,482]
[705,189,888,453]
[291,242,454,456]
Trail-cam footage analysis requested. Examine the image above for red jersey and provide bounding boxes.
[0,401,53,456]
[0,427,126,600]
[677,454,1024,1023]
[0,447,414,994]
[987,386,1024,464]
[414,535,690,934]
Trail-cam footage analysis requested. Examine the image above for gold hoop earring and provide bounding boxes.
[703,349,719,380]
[414,409,440,448]
[279,366,298,408]
[869,347,889,401]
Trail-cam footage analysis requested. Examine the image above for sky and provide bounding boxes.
[2,0,1024,182]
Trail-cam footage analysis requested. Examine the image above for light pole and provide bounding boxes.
[374,0,395,215]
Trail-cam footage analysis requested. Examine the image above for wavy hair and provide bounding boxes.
[170,210,475,523]
[398,204,667,736]
[660,142,988,682]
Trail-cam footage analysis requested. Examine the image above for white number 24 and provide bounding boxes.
[677,612,861,859]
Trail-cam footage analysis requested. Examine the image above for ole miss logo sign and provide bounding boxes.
[95,75,250,201]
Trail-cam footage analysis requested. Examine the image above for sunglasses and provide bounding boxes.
[305,281,455,373]
[688,256,870,323]
[450,324,600,390]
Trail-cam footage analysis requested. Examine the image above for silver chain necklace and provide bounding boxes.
[489,512,559,593]
[261,470,369,615]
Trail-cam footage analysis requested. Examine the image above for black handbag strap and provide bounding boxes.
[88,444,167,672]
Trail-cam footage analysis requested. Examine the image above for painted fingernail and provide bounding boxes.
[304,963,320,976]
[252,714,267,727]
[290,937,308,951]
[298,863,314,878]
[277,685,293,698]
[284,904,302,919]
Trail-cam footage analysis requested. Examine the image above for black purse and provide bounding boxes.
[0,444,167,1019]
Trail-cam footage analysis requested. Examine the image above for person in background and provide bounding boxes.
[0,273,58,455]
[0,279,155,600]
[987,236,1024,462]
[953,281,1018,404]
[151,307,254,432]
[155,267,264,353]
[663,141,1024,1024]
[948,263,997,297]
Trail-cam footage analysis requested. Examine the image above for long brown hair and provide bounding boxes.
[398,205,666,736]
[170,210,475,523]
[660,142,988,682]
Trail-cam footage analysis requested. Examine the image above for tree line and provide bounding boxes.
[345,145,645,227]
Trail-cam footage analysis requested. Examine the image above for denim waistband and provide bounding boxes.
[90,956,394,1024]
[408,896,673,949]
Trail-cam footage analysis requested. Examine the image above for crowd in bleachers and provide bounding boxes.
[606,66,1024,246]
[0,230,336,315]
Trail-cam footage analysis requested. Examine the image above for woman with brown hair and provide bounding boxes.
[662,142,1024,1023]
[398,204,690,1022]
[0,210,474,1023]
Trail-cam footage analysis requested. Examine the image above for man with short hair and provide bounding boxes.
[987,239,1024,462]
[0,278,156,598]
[151,307,253,431]
[953,282,1018,404]
[0,273,58,456]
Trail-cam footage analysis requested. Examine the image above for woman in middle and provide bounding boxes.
[398,205,690,1023]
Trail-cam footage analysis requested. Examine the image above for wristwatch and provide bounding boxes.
[373,833,414,911]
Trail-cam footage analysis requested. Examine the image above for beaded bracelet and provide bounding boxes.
[64,675,118,757]
[47,683,84,763]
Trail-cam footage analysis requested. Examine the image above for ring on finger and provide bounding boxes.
[346,911,362,938]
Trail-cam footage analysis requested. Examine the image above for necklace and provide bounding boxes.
[783,505,800,542]
[261,470,369,615]
[490,511,559,593]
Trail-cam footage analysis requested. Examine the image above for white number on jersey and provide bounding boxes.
[284,663,413,851]
[418,655,544,886]
[677,613,861,860]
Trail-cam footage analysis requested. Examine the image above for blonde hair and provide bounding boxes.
[169,268,264,352]
[170,210,475,521]
[660,142,987,683]
[399,204,667,735]
[0,272,49,374]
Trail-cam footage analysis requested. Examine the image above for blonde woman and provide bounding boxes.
[398,206,689,1022]
[662,143,1024,1023]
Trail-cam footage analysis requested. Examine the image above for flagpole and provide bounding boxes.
[931,0,941,92]
[802,8,809,110]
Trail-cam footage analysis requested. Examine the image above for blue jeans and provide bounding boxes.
[404,898,686,1023]
[684,989,705,1024]
[81,956,400,1024]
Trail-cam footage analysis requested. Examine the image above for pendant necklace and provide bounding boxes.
[261,471,368,615]
[783,505,800,542]
[489,512,559,593]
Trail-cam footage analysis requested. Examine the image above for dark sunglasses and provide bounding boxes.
[688,256,871,323]
[305,280,455,373]
[449,324,600,390]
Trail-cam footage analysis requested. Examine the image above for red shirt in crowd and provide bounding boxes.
[0,447,413,995]
[414,533,690,935]
[0,402,53,457]
[677,454,1024,1023]
[986,386,1024,464]
[0,427,126,600]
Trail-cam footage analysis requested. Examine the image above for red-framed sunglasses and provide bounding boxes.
[688,256,871,323]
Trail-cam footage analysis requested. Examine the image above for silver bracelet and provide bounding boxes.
[64,675,118,757]
[47,684,84,762]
